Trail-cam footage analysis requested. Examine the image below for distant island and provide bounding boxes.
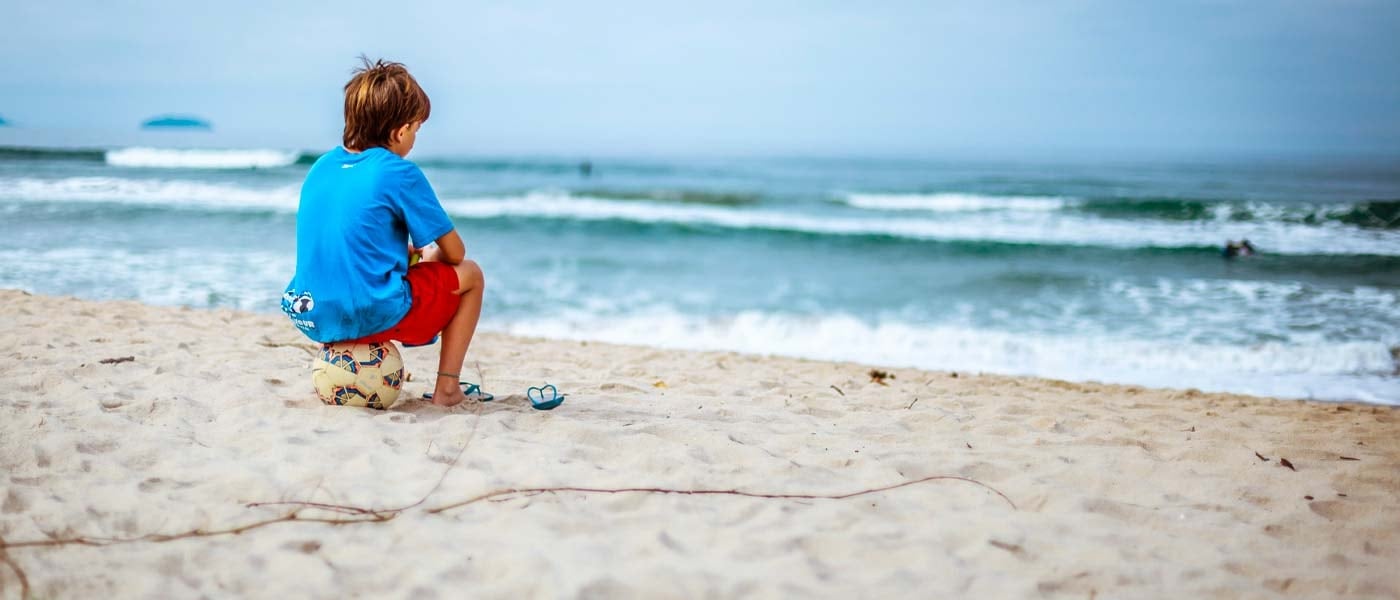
[141,115,211,129]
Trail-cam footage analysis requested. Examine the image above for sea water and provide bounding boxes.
[2,146,1397,403]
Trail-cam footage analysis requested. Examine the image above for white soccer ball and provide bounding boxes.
[311,342,405,410]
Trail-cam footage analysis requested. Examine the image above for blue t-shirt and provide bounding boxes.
[282,147,454,343]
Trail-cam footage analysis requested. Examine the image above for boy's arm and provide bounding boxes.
[430,230,465,265]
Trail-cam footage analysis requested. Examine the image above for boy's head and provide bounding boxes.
[342,57,431,156]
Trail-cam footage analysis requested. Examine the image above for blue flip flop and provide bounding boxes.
[526,384,566,411]
[422,381,494,402]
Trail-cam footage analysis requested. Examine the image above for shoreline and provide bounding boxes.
[9,288,1393,407]
[2,289,1397,597]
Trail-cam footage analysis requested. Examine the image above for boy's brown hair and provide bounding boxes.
[342,56,432,151]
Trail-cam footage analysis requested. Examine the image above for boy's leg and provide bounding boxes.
[431,260,485,407]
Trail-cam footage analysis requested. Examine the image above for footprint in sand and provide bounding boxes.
[137,477,192,493]
[2,489,29,513]
[1308,499,1369,521]
[76,439,118,454]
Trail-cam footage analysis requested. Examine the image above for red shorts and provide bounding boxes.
[347,262,460,347]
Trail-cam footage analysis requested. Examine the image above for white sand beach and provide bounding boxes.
[1,289,1397,598]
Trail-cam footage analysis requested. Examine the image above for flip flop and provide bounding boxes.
[422,381,494,402]
[526,384,566,411]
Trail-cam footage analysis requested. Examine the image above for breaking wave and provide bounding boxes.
[105,147,305,169]
[494,307,1400,404]
[442,192,1400,256]
[843,193,1070,212]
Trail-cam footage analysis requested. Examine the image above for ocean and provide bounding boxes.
[2,146,1398,404]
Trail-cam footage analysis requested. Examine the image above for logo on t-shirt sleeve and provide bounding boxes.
[281,290,317,330]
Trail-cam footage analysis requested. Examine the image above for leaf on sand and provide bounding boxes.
[99,356,135,365]
[652,380,668,389]
[1254,451,1270,462]
[988,540,1023,554]
[829,385,845,396]
[1339,456,1360,461]
[868,369,895,386]
[1280,458,1296,471]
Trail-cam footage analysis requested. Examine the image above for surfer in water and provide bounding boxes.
[1222,239,1256,258]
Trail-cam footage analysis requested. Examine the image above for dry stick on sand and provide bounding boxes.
[423,475,1017,514]
[0,360,492,564]
[0,535,31,600]
[0,475,1016,555]
[0,357,1015,562]
[0,513,390,552]
[258,338,320,357]
[0,472,1016,558]
[255,361,491,516]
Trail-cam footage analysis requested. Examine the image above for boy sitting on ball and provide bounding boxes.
[282,57,484,408]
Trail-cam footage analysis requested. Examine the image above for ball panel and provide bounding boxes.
[311,342,405,409]
[324,347,359,374]
[358,343,388,367]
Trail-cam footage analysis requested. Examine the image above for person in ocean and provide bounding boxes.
[282,57,485,407]
[1222,239,1256,258]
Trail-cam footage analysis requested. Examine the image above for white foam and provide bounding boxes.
[1208,201,1365,224]
[492,308,1400,404]
[1101,279,1400,340]
[444,192,1400,256]
[844,193,1070,212]
[5,179,1398,256]
[0,177,299,211]
[0,246,293,313]
[106,147,301,169]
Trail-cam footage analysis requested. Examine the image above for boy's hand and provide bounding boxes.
[408,243,423,266]
[418,244,444,263]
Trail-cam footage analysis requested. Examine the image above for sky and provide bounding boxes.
[2,1,1399,159]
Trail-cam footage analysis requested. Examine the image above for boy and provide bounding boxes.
[282,57,484,408]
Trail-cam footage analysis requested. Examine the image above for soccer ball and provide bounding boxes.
[311,342,405,410]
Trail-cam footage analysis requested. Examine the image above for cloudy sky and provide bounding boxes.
[3,1,1398,158]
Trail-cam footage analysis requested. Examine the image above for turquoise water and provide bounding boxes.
[2,146,1398,403]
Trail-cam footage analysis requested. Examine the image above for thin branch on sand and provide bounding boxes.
[0,354,1014,585]
[258,337,320,356]
[425,474,1017,514]
[0,474,1014,555]
[1,511,390,552]
[253,360,489,516]
[0,535,32,600]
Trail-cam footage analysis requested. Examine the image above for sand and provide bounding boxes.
[1,288,1397,599]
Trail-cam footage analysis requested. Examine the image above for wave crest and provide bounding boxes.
[5,179,1399,256]
[443,192,1400,256]
[0,176,298,210]
[105,147,303,169]
[844,193,1070,212]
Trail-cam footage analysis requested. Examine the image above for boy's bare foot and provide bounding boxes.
[430,381,468,407]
